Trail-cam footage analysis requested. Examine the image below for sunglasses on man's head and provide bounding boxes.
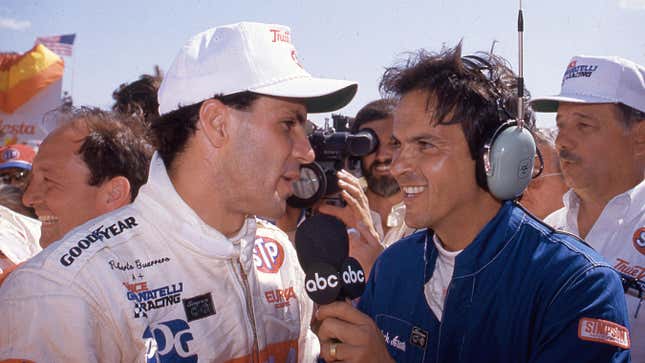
[0,169,29,184]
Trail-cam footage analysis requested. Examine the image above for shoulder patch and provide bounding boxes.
[253,236,285,273]
[578,317,630,349]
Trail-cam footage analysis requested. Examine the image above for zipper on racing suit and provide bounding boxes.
[231,258,261,363]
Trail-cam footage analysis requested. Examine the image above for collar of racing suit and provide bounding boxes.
[135,152,258,267]
[424,201,523,281]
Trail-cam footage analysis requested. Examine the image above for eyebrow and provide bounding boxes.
[556,111,599,123]
[282,108,306,124]
[409,133,442,143]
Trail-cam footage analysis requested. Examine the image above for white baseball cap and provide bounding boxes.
[531,55,645,113]
[158,22,358,115]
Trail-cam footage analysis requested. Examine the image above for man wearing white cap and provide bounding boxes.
[0,22,357,362]
[531,55,645,361]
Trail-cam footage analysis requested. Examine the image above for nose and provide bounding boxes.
[293,126,315,164]
[390,145,411,180]
[554,127,574,153]
[22,175,42,208]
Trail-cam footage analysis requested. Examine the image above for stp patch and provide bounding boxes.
[253,236,285,273]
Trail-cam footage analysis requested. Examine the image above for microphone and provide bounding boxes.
[295,214,367,305]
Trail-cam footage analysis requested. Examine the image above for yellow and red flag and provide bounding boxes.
[0,44,64,114]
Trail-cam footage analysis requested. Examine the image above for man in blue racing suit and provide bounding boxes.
[314,44,631,362]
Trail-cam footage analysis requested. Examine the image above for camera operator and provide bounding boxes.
[315,44,631,363]
[339,100,417,247]
[315,100,417,276]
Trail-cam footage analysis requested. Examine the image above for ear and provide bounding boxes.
[199,99,229,148]
[98,176,132,212]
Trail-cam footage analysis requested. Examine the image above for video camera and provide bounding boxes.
[287,115,378,209]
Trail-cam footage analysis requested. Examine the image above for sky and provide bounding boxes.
[2,0,644,128]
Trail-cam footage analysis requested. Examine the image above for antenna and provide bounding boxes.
[517,0,525,128]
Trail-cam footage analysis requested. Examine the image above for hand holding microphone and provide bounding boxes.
[295,214,393,362]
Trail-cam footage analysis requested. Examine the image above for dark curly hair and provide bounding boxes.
[379,42,535,189]
[112,67,163,127]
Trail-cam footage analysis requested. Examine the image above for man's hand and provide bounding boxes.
[347,221,383,278]
[316,301,394,363]
[317,170,379,242]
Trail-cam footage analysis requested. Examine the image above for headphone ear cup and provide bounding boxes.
[475,148,490,191]
[485,126,536,200]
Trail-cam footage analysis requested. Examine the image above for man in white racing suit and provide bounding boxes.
[0,21,358,362]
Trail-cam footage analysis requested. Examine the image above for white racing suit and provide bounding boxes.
[0,154,319,363]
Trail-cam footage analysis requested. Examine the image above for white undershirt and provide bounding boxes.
[424,235,463,321]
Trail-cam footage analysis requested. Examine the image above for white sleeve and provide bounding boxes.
[0,270,121,363]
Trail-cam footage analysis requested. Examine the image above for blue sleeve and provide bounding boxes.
[530,266,631,363]
[356,253,379,318]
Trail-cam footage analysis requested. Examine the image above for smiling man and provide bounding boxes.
[0,22,356,362]
[21,108,152,248]
[531,55,645,362]
[315,45,630,363]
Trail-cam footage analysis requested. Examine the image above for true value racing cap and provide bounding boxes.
[531,55,645,113]
[158,22,358,115]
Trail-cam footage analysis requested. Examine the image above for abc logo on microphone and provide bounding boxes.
[304,257,366,305]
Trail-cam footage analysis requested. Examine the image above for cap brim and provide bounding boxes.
[0,161,31,170]
[252,77,358,114]
[531,93,615,112]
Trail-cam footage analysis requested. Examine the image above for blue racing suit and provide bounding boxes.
[358,202,631,362]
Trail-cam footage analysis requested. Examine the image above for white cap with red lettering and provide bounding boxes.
[158,22,358,115]
[531,55,645,113]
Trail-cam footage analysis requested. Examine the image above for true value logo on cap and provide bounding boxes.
[562,60,599,85]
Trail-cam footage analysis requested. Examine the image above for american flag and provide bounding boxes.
[35,34,76,57]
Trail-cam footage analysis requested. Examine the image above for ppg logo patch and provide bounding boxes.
[253,236,285,273]
[143,319,197,363]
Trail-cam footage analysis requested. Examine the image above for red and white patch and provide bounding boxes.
[578,318,630,349]
[253,236,285,274]
[633,227,645,256]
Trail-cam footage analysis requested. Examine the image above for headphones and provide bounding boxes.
[462,54,541,201]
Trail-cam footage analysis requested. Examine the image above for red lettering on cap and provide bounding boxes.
[269,29,291,44]
[578,318,630,349]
